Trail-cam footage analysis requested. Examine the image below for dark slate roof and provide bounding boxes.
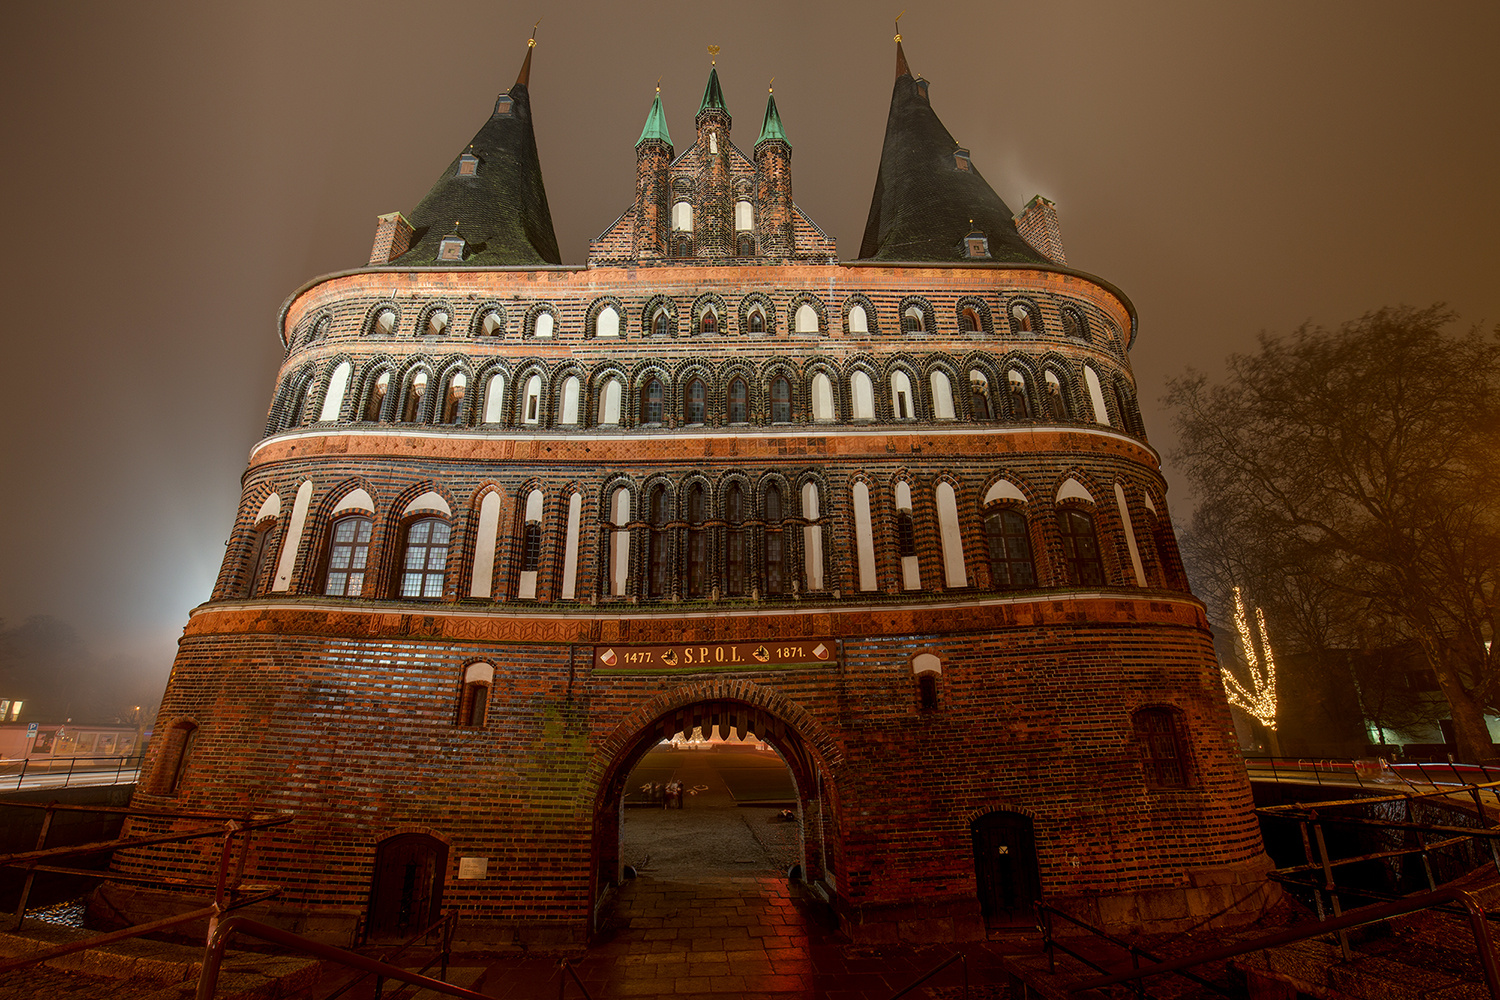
[394,44,561,267]
[857,43,1046,264]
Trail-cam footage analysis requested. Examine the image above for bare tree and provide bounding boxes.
[1167,305,1500,763]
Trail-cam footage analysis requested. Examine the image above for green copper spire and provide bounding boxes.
[756,87,789,147]
[699,65,727,114]
[636,88,672,147]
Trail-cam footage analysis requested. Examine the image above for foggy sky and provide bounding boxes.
[2,1,1497,696]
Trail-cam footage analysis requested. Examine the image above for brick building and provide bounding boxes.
[112,36,1272,946]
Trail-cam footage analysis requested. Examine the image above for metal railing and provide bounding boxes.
[1247,755,1500,797]
[1,753,144,791]
[1037,904,1232,999]
[558,957,596,1000]
[887,951,967,999]
[322,910,457,1000]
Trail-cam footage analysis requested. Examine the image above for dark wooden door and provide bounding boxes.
[971,812,1041,923]
[366,833,447,941]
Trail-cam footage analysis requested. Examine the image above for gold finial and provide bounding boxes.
[768,77,775,94]
[528,18,540,47]
[656,76,661,93]
[708,44,720,64]
[895,9,905,43]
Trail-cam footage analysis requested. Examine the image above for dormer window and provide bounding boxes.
[456,154,479,177]
[494,95,513,117]
[438,235,465,261]
[915,79,930,100]
[954,148,972,172]
[964,232,991,259]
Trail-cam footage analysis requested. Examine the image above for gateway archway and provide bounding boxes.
[591,695,840,927]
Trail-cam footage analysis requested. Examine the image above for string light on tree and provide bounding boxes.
[1224,585,1279,752]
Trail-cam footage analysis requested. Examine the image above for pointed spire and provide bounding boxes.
[894,11,911,78]
[699,65,727,114]
[756,83,789,147]
[858,37,1046,265]
[392,31,561,267]
[637,85,672,147]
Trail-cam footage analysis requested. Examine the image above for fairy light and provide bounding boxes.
[1223,585,1278,730]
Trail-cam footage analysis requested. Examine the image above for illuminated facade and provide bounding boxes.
[113,38,1271,946]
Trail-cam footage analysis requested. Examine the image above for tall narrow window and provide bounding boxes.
[533,312,554,339]
[672,201,693,231]
[608,488,630,597]
[325,516,373,597]
[802,483,824,591]
[320,362,351,422]
[764,486,785,595]
[521,522,541,572]
[848,304,869,334]
[726,484,747,596]
[895,482,919,590]
[402,373,428,423]
[598,377,622,425]
[700,310,717,335]
[903,305,925,333]
[157,720,198,796]
[970,373,992,421]
[1008,372,1030,419]
[734,200,753,230]
[961,307,981,332]
[686,484,708,598]
[596,305,620,338]
[1135,708,1188,788]
[684,378,706,424]
[363,373,390,422]
[851,371,875,420]
[558,375,581,425]
[672,236,690,258]
[1057,509,1105,586]
[1084,366,1111,426]
[1045,373,1069,421]
[482,373,505,424]
[728,378,748,423]
[897,511,916,558]
[984,509,1036,590]
[517,489,544,600]
[736,234,754,257]
[245,521,278,597]
[747,309,766,334]
[460,663,493,728]
[811,373,834,421]
[648,487,669,598]
[770,377,792,423]
[652,311,671,337]
[1011,302,1035,333]
[930,370,955,419]
[891,370,913,419]
[795,304,819,334]
[400,518,450,599]
[641,378,664,424]
[442,373,467,424]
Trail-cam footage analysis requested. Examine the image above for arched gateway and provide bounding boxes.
[590,691,843,923]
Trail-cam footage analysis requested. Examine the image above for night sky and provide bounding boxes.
[3,2,1497,698]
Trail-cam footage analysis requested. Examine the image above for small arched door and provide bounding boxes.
[971,811,1041,924]
[366,833,447,941]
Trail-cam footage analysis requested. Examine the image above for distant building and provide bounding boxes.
[112,35,1271,945]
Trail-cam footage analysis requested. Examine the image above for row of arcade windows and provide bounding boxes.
[239,472,1182,607]
[275,357,1142,435]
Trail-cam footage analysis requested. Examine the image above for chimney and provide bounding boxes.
[1015,196,1067,266]
[368,212,415,266]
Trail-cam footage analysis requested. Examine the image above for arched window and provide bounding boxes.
[1062,307,1089,341]
[913,654,942,712]
[851,370,875,420]
[736,234,754,257]
[970,372,992,421]
[533,312,554,339]
[319,362,351,422]
[400,517,450,599]
[672,201,693,232]
[770,377,792,423]
[1008,371,1030,419]
[1010,302,1035,333]
[425,310,449,336]
[1057,508,1105,586]
[747,309,766,334]
[372,308,396,336]
[155,720,198,796]
[441,373,467,424]
[480,309,504,336]
[734,200,753,230]
[847,304,869,334]
[325,515,374,597]
[699,310,718,336]
[641,378,665,425]
[1084,365,1111,426]
[1134,707,1188,788]
[652,310,671,337]
[903,305,926,333]
[595,305,620,338]
[811,372,834,421]
[802,482,824,591]
[597,377,622,425]
[960,307,982,333]
[521,373,543,425]
[558,375,581,425]
[402,372,428,423]
[897,511,916,558]
[482,373,505,424]
[984,509,1036,590]
[684,378,707,425]
[930,370,955,419]
[672,236,690,258]
[647,486,669,598]
[460,663,493,728]
[1044,372,1069,421]
[245,521,278,597]
[795,303,819,334]
[517,489,544,600]
[895,481,919,591]
[1112,383,1133,434]
[891,370,914,420]
[764,486,785,595]
[727,378,748,423]
[363,372,390,422]
[686,483,708,598]
[608,488,630,597]
[725,484,747,596]
[936,482,967,588]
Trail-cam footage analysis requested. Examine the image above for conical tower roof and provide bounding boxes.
[396,38,561,267]
[637,89,672,147]
[858,42,1045,264]
[756,89,789,147]
[699,65,727,115]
